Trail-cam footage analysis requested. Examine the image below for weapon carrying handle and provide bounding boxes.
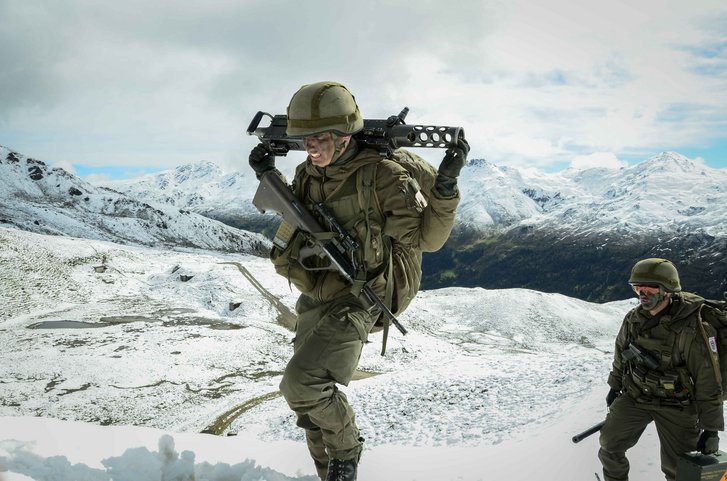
[246,111,270,136]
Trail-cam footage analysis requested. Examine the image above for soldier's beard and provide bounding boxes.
[640,291,666,311]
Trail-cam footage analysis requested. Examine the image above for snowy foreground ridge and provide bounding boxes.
[0,226,683,480]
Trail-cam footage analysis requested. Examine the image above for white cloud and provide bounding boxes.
[1,0,726,170]
[83,173,114,184]
[569,152,628,170]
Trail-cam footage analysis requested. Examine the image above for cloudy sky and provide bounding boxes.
[1,0,726,180]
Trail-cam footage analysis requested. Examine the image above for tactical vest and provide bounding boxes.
[292,149,432,307]
[292,155,387,278]
[291,149,433,354]
[622,314,696,406]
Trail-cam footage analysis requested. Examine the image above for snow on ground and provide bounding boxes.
[0,226,673,480]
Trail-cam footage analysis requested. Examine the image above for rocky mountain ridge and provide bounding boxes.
[0,146,269,256]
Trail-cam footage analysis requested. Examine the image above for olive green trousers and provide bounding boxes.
[598,394,700,481]
[279,295,375,477]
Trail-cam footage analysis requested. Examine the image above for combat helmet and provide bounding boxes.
[629,258,682,292]
[286,81,364,137]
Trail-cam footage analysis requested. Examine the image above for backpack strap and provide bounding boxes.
[356,162,394,355]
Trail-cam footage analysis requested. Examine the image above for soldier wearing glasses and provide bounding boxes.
[598,258,724,481]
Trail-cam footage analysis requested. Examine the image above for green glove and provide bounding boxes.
[697,430,719,455]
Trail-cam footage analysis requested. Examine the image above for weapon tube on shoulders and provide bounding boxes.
[247,107,465,158]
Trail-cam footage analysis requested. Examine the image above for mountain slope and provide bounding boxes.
[0,146,269,255]
[72,149,727,302]
[456,152,727,237]
[430,152,727,301]
[103,160,276,235]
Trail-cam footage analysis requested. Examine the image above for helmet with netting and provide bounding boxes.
[286,81,363,137]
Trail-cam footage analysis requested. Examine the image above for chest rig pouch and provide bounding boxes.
[623,326,694,407]
[293,163,387,287]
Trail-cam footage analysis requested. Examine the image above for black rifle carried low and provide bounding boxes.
[252,170,407,336]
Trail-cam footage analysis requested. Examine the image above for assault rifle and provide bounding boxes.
[622,342,660,370]
[246,107,465,158]
[252,170,407,336]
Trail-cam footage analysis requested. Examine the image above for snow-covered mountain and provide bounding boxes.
[3,143,724,301]
[457,151,727,237]
[0,146,269,255]
[102,160,272,234]
[98,150,727,301]
[103,151,727,239]
[439,152,727,302]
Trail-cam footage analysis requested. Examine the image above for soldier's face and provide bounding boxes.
[632,284,665,310]
[304,133,350,167]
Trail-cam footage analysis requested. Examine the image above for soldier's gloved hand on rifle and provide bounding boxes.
[606,388,620,407]
[435,137,470,197]
[249,143,276,180]
[697,430,719,455]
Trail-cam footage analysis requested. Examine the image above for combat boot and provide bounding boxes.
[325,458,357,481]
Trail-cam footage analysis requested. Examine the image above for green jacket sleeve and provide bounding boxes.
[375,160,460,253]
[420,188,461,252]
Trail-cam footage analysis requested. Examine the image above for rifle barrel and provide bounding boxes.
[572,420,606,444]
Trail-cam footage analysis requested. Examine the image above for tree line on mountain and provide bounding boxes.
[422,226,727,303]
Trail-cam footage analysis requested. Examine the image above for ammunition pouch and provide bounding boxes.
[624,364,692,406]
[271,230,317,294]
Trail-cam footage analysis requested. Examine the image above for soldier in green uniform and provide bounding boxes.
[249,81,468,481]
[599,258,724,481]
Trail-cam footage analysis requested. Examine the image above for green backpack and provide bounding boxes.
[358,148,438,311]
[355,149,438,353]
[679,293,727,400]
